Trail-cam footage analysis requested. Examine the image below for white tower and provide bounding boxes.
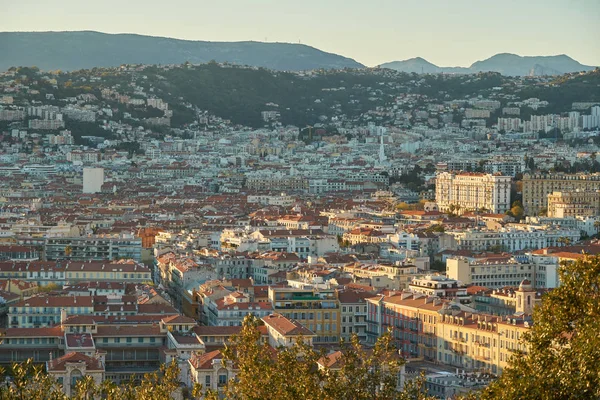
[83,167,104,194]
[378,133,387,164]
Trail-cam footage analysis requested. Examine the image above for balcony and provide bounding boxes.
[473,353,491,362]
[105,364,159,373]
[451,347,466,355]
[274,302,338,310]
[450,336,467,343]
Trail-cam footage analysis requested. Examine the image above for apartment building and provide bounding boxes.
[547,190,600,218]
[408,275,469,303]
[366,292,444,361]
[522,173,600,215]
[444,226,580,252]
[245,172,308,192]
[446,256,535,289]
[268,286,341,344]
[0,261,151,286]
[338,290,370,343]
[343,263,421,291]
[0,312,188,380]
[9,296,94,328]
[45,234,142,261]
[435,172,511,214]
[8,291,173,328]
[436,308,531,375]
[262,313,316,348]
[203,291,273,327]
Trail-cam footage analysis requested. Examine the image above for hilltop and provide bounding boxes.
[0,31,364,72]
[381,53,596,76]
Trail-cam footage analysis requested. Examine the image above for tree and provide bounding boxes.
[557,236,572,247]
[221,315,437,400]
[509,201,524,220]
[481,255,600,400]
[0,359,66,399]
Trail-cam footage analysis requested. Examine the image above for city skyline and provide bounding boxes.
[2,0,600,67]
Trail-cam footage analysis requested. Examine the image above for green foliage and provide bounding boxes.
[220,315,437,400]
[507,201,524,220]
[65,121,114,145]
[481,255,600,400]
[0,359,183,400]
[424,224,445,233]
[0,359,65,400]
[517,69,600,114]
[37,282,62,293]
[153,64,399,127]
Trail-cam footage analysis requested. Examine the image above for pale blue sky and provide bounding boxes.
[2,0,599,66]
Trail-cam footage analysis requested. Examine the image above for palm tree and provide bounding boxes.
[594,220,600,236]
[557,237,572,247]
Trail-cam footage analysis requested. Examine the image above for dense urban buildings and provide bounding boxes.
[0,59,598,398]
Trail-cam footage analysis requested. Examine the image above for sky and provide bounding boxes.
[2,0,600,67]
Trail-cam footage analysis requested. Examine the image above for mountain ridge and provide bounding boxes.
[0,30,364,72]
[380,53,596,76]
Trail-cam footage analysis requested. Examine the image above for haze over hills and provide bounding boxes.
[0,31,597,76]
[380,53,597,76]
[0,31,364,72]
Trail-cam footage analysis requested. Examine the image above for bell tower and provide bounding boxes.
[516,279,535,314]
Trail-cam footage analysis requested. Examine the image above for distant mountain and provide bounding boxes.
[379,57,442,74]
[0,31,364,72]
[380,53,596,76]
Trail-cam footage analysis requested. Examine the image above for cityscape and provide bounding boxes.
[1,2,600,399]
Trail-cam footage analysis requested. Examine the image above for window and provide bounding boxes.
[126,337,132,343]
[205,375,211,386]
[138,337,144,343]
[114,338,120,343]
[218,375,227,386]
[103,338,108,343]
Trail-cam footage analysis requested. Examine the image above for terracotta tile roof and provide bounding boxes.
[1,326,63,338]
[137,303,179,314]
[95,325,163,336]
[161,315,196,325]
[47,352,104,372]
[318,350,343,369]
[65,333,95,348]
[189,349,225,369]
[262,313,315,337]
[13,295,93,308]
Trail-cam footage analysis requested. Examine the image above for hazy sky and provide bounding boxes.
[2,0,599,67]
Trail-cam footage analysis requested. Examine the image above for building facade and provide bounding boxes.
[522,173,600,215]
[435,172,511,214]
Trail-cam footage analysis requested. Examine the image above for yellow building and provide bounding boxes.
[547,190,600,218]
[437,281,534,374]
[268,287,340,345]
[523,173,600,215]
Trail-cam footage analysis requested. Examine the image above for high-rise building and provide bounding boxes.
[435,172,511,214]
[83,167,104,194]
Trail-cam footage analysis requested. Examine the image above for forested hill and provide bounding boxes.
[0,31,364,72]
